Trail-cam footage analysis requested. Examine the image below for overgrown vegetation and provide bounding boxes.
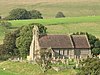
[77,58,100,75]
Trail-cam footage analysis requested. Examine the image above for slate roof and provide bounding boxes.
[39,35,90,49]
[39,35,74,48]
[71,35,90,49]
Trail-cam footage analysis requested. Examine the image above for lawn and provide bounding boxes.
[0,69,17,75]
[0,61,77,75]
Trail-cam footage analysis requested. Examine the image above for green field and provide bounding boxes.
[0,61,76,75]
[8,16,100,39]
[0,70,17,75]
[0,16,100,44]
[0,0,100,18]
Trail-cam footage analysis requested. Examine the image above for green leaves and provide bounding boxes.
[16,23,47,58]
[78,58,100,75]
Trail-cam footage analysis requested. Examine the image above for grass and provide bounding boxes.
[9,16,100,27]
[0,0,100,18]
[0,70,17,75]
[46,22,100,38]
[0,61,76,75]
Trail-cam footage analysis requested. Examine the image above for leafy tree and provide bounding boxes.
[5,8,43,20]
[5,8,30,20]
[29,10,43,19]
[3,29,20,56]
[94,40,100,48]
[16,23,47,58]
[55,12,65,18]
[86,33,99,48]
[78,58,100,75]
[92,48,100,56]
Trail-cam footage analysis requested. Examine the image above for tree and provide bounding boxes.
[92,48,100,56]
[94,40,100,48]
[55,12,65,18]
[78,58,100,75]
[16,23,47,58]
[3,28,20,56]
[29,10,43,19]
[5,8,30,20]
[5,8,43,20]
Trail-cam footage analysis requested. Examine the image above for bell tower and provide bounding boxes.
[29,25,40,61]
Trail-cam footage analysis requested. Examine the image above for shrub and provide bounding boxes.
[55,12,65,18]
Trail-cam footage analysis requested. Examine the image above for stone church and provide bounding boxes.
[29,26,91,61]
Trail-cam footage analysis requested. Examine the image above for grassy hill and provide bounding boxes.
[0,61,76,75]
[0,0,100,18]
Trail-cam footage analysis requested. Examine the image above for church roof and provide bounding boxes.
[39,35,90,49]
[39,35,74,48]
[71,35,90,49]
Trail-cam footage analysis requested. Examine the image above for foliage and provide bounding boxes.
[37,48,52,72]
[55,12,65,18]
[0,44,11,60]
[94,40,100,48]
[3,29,20,57]
[5,8,43,20]
[78,58,100,75]
[5,8,30,20]
[87,33,99,48]
[0,21,12,29]
[29,10,43,19]
[16,23,47,58]
[92,48,100,56]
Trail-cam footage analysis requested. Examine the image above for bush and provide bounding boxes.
[29,10,43,19]
[55,12,65,18]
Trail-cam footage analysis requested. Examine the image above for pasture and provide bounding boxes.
[0,0,100,18]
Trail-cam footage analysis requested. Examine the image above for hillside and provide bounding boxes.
[0,0,100,18]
